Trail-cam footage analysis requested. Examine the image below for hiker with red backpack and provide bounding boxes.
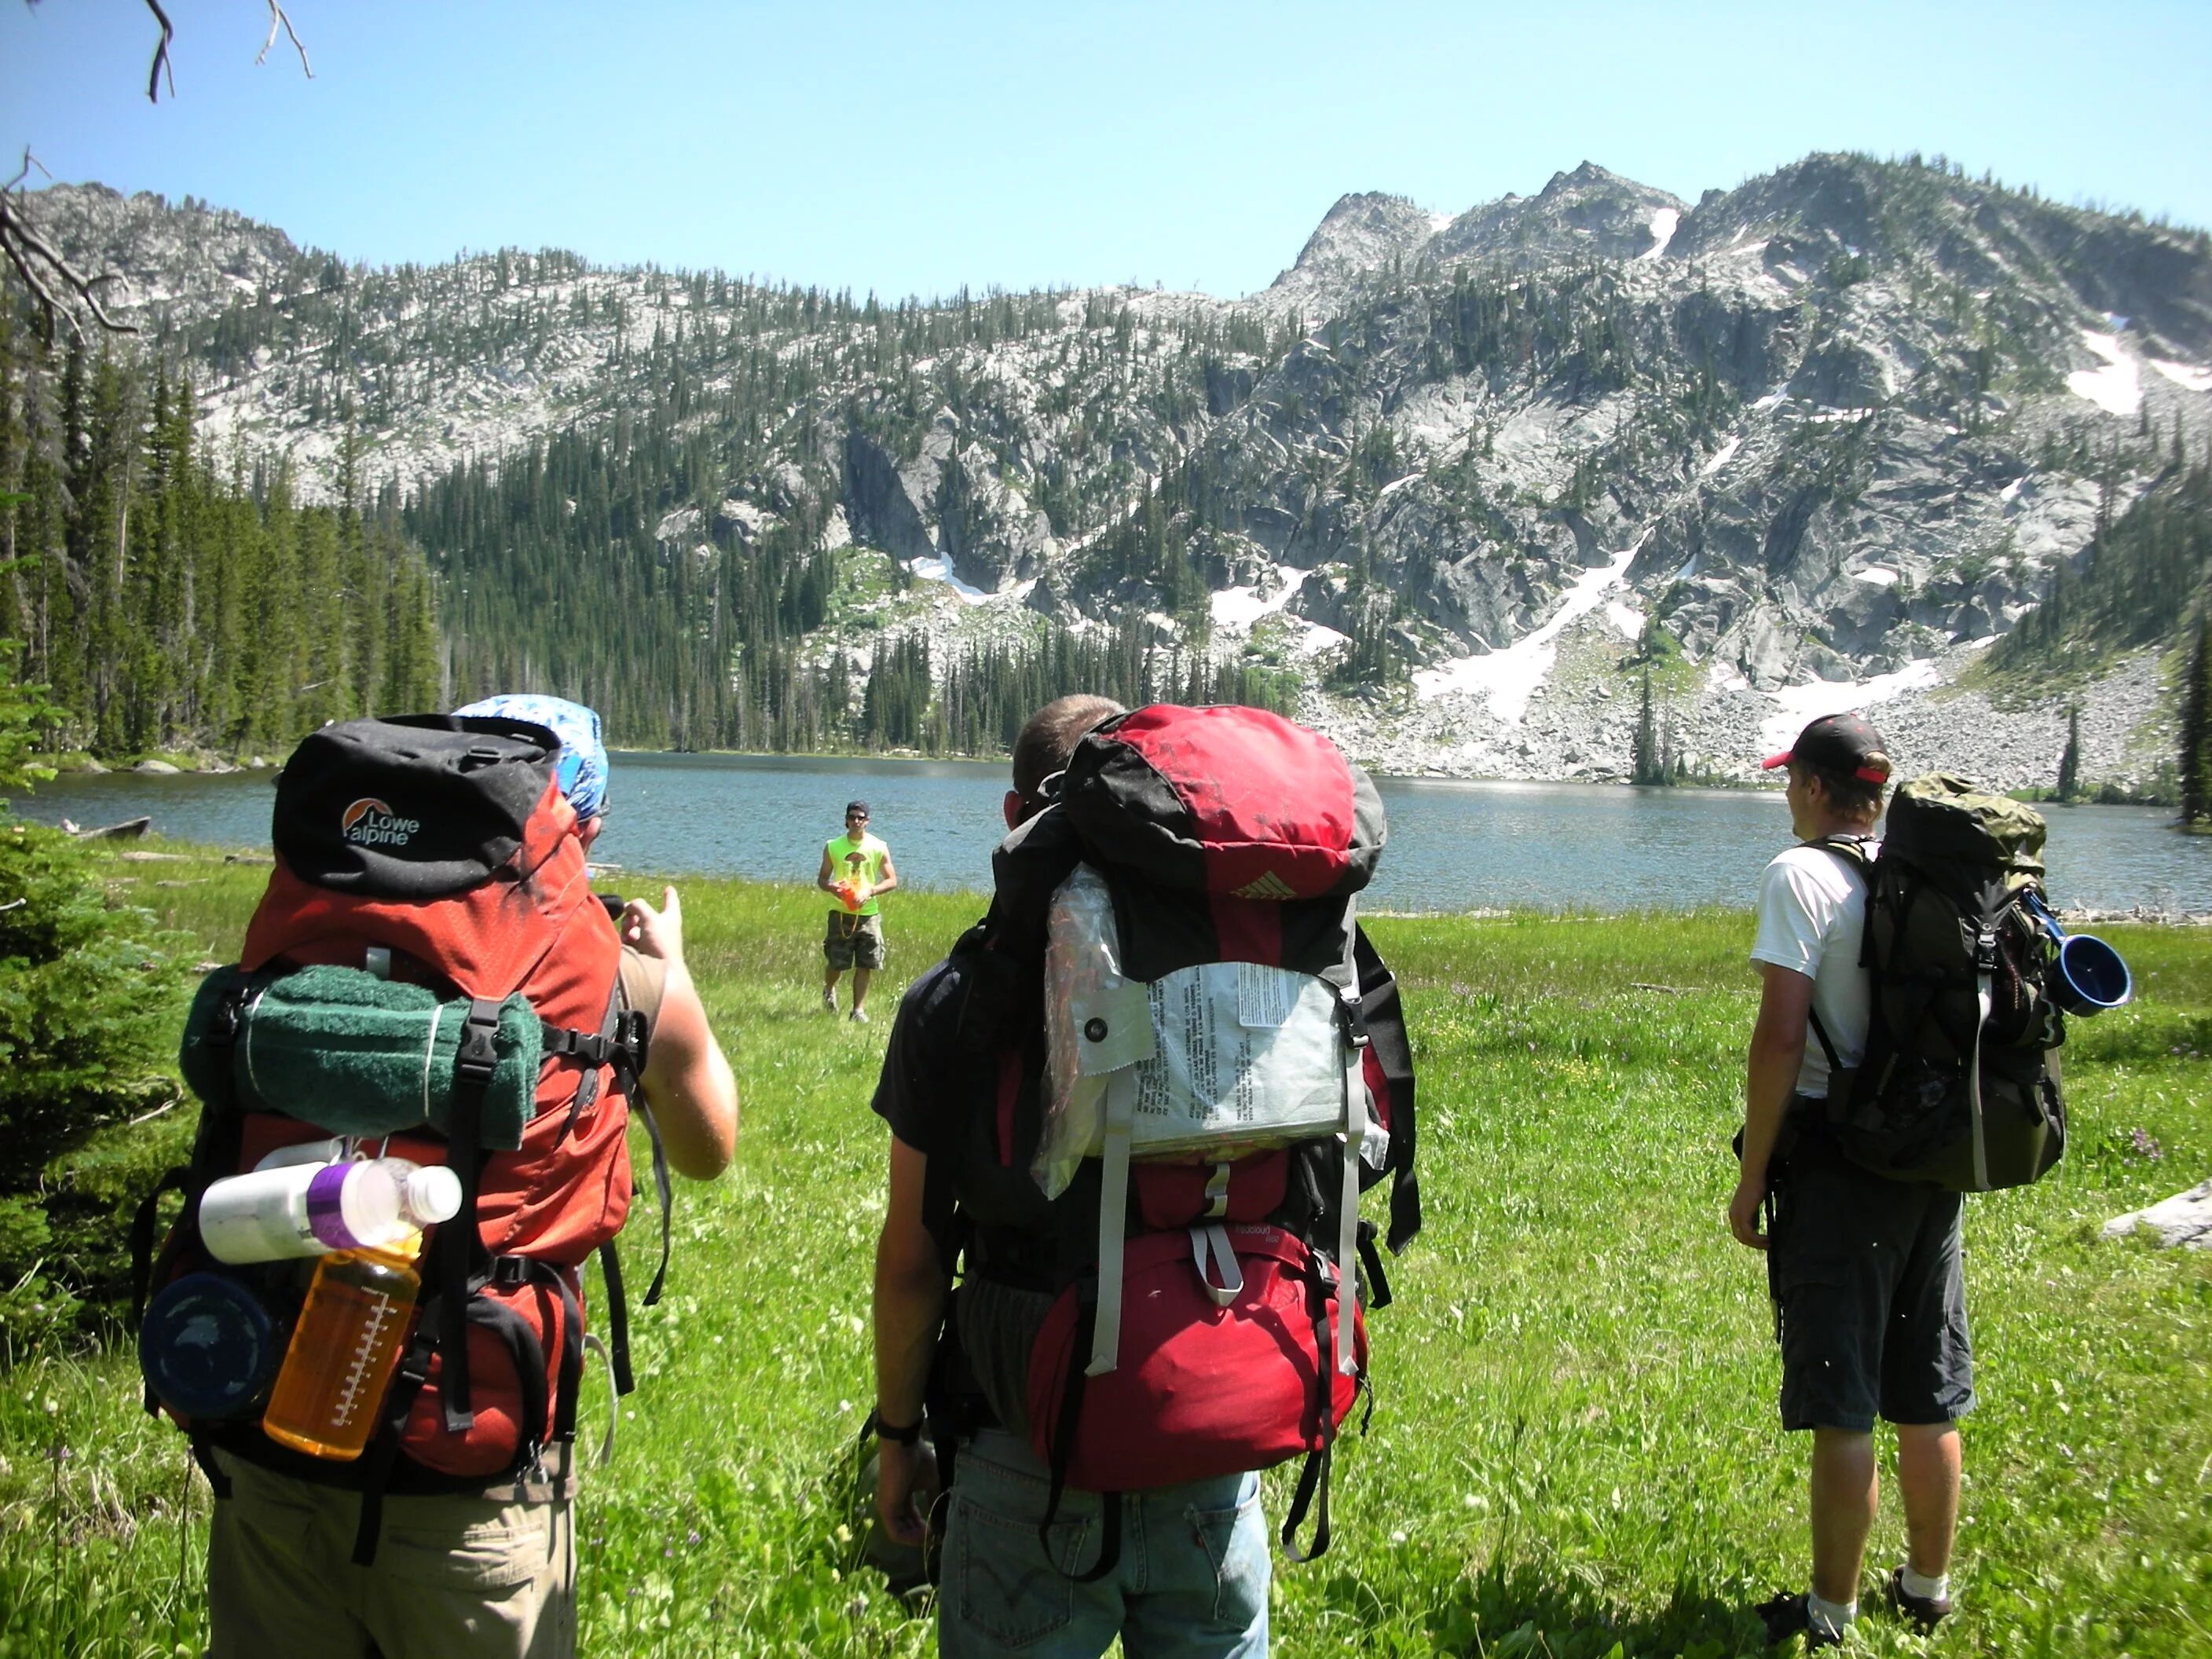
[1732,712,2078,1650]
[869,695,1419,1658]
[137,695,736,1659]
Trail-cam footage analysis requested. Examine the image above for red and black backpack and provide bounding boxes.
[922,705,1420,1573]
[130,715,667,1560]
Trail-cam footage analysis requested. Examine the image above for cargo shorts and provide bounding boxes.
[824,910,887,971]
[206,1452,574,1659]
[1770,1122,1976,1433]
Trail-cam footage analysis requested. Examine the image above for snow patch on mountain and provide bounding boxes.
[1756,659,1943,754]
[2151,358,2212,393]
[905,553,995,603]
[1639,207,1679,260]
[2067,331,2142,416]
[1414,534,1645,723]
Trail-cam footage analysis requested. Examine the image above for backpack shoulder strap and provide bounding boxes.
[1353,926,1420,1254]
[1796,837,1873,1071]
[1807,833,1875,879]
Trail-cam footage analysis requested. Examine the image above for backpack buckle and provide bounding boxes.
[456,997,502,1087]
[1972,926,2001,973]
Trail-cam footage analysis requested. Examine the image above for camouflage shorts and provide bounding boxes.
[824,910,886,971]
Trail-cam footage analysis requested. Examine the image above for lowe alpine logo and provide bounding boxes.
[1231,870,1299,901]
[340,797,422,849]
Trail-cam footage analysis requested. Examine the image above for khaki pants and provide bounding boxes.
[207,1452,574,1659]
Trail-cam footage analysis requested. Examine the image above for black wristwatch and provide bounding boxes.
[873,1411,924,1446]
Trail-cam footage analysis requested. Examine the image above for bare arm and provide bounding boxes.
[815,846,837,896]
[872,1135,948,1543]
[621,887,738,1179]
[870,847,898,898]
[1730,961,1813,1249]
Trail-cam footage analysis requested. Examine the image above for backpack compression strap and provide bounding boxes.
[434,997,504,1432]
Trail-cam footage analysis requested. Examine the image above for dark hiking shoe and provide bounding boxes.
[1887,1566,1951,1631]
[1754,1591,1843,1650]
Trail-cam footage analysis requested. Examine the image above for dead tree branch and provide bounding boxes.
[4,2,314,338]
[255,2,313,79]
[0,150,136,342]
[142,0,174,102]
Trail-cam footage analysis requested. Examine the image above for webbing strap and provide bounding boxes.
[580,1334,620,1467]
[1335,1005,1367,1377]
[1086,1086,1132,1377]
[1202,1160,1231,1220]
[435,996,503,1432]
[189,1431,232,1500]
[1355,1221,1393,1312]
[1190,1224,1243,1307]
[127,1166,189,1331]
[596,1240,635,1395]
[350,1337,435,1566]
[1805,1006,1844,1074]
[1969,971,1993,1191]
[633,1097,672,1306]
[1042,1291,1119,1581]
[1280,1251,1339,1562]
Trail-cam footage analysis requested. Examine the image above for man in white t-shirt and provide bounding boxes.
[1730,712,1970,1650]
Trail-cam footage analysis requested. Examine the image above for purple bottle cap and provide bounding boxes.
[305,1163,365,1251]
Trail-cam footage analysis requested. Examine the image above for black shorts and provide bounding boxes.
[1771,1124,1976,1433]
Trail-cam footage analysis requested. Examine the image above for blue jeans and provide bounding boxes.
[938,1430,1270,1659]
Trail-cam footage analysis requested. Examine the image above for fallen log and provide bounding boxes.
[75,816,152,840]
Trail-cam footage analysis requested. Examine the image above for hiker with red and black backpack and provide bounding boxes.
[869,696,1419,1659]
[134,696,736,1659]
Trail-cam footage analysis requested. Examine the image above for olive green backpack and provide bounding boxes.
[1812,775,2067,1191]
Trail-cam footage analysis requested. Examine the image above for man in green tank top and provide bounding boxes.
[819,800,897,1022]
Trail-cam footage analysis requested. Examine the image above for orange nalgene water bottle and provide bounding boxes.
[259,1239,423,1459]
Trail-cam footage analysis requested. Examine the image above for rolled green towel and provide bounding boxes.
[180,965,541,1148]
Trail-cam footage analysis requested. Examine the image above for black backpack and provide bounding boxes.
[1812,774,2067,1192]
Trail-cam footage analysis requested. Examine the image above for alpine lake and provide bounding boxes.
[14,749,2212,914]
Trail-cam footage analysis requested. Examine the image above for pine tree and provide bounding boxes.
[1630,668,1662,784]
[2181,617,2212,828]
[2056,704,2082,803]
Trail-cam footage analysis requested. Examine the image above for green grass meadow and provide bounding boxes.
[2,852,2208,1657]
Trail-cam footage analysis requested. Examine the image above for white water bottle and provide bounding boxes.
[198,1157,463,1265]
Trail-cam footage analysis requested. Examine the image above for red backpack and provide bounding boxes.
[925,705,1420,1573]
[132,715,665,1561]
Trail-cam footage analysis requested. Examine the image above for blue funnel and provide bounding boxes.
[2053,932,2132,1015]
[2027,892,2133,1016]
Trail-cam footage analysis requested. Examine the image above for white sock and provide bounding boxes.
[1806,1589,1857,1638]
[1900,1564,1950,1602]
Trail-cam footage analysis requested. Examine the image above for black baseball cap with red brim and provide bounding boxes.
[1761,712,1893,785]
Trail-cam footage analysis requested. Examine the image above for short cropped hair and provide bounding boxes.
[1012,695,1123,804]
[1804,760,1885,822]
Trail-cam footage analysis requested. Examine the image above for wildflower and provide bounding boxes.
[687,1529,701,1545]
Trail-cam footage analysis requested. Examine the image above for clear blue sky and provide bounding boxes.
[5,1,2207,302]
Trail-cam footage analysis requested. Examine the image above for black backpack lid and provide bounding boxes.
[271,714,562,898]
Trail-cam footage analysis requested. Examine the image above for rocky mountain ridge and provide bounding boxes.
[18,153,2212,789]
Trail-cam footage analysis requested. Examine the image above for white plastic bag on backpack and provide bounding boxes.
[1034,864,1362,1200]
